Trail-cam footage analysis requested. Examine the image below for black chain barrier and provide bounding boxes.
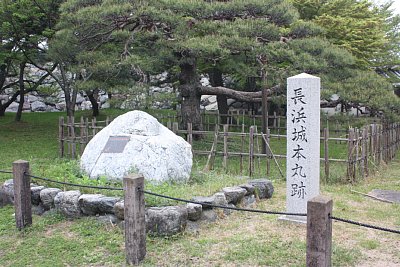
[27,173,123,191]
[0,170,13,174]
[330,215,400,234]
[141,189,308,217]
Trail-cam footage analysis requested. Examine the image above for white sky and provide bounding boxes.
[392,1,400,15]
[374,0,400,14]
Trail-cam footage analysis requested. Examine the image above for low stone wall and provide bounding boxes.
[0,178,274,236]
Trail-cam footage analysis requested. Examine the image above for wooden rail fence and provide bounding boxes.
[58,115,400,181]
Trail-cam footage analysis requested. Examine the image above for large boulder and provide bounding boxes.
[80,110,192,182]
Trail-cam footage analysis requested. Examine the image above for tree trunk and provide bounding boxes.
[0,106,4,116]
[87,89,99,117]
[15,62,26,122]
[179,59,203,132]
[209,68,230,124]
[60,66,77,118]
[0,90,20,117]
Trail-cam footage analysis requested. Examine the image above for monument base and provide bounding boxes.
[278,215,307,224]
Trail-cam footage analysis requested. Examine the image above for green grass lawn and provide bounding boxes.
[0,110,399,266]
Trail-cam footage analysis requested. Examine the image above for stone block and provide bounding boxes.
[146,206,187,236]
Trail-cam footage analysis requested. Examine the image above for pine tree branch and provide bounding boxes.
[199,85,281,102]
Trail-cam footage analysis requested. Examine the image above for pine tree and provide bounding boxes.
[54,0,399,127]
[0,0,62,119]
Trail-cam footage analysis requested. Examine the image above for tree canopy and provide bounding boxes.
[291,0,400,67]
[54,0,394,127]
[0,0,62,119]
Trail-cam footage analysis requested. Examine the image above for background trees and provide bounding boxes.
[54,0,388,129]
[1,0,399,124]
[0,0,62,120]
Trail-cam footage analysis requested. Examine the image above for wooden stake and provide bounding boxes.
[124,174,146,265]
[59,117,64,158]
[13,160,32,230]
[223,124,228,170]
[324,128,329,183]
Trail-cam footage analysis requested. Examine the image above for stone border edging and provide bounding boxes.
[0,178,274,236]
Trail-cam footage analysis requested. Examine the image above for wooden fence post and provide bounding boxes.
[347,128,355,181]
[124,174,146,265]
[361,127,367,177]
[306,195,333,267]
[70,116,76,159]
[92,117,97,137]
[80,117,85,155]
[13,160,32,230]
[59,117,64,158]
[223,124,229,170]
[172,122,178,134]
[67,116,71,157]
[261,88,268,154]
[187,123,193,146]
[240,124,245,174]
[266,128,271,176]
[324,128,329,183]
[249,126,255,177]
[85,118,89,146]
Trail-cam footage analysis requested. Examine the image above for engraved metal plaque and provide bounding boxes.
[102,136,130,153]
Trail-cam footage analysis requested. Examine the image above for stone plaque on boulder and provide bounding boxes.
[102,136,130,153]
[80,110,192,183]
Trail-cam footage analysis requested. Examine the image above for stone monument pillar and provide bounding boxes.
[281,73,320,223]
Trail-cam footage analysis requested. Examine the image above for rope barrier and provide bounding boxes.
[4,169,400,235]
[141,189,308,217]
[27,173,123,191]
[330,215,400,234]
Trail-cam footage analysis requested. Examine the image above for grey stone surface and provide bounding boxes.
[0,186,12,207]
[2,179,14,203]
[213,192,228,206]
[242,194,257,208]
[286,73,320,215]
[31,186,45,205]
[186,203,202,221]
[200,209,218,223]
[75,94,85,104]
[222,186,247,204]
[369,189,400,203]
[239,184,256,196]
[223,203,236,216]
[114,200,124,220]
[54,190,82,218]
[32,204,45,215]
[5,102,18,112]
[55,102,66,111]
[96,214,120,225]
[28,95,39,102]
[248,179,274,199]
[146,206,187,236]
[31,101,47,111]
[185,221,200,234]
[40,188,62,210]
[191,196,215,208]
[78,194,120,215]
[80,110,192,182]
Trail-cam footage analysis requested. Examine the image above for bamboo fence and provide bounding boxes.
[58,113,400,181]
